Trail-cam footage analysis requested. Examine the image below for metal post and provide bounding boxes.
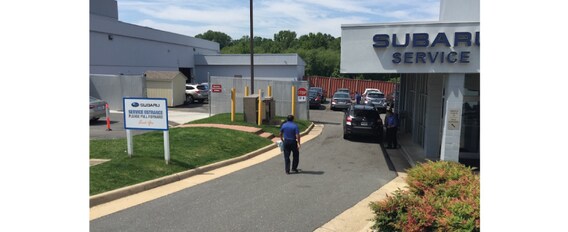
[245,86,249,96]
[126,129,133,158]
[268,85,272,97]
[164,131,170,164]
[231,88,236,122]
[291,85,296,117]
[208,72,211,117]
[258,89,262,126]
[250,0,254,91]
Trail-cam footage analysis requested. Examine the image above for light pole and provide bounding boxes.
[250,0,254,91]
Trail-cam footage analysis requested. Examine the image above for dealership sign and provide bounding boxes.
[123,98,169,130]
[340,22,480,73]
[373,32,479,64]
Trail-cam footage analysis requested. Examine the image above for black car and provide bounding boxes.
[342,104,383,140]
[308,90,322,109]
[309,87,326,103]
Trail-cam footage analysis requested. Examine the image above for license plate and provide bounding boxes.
[360,122,368,126]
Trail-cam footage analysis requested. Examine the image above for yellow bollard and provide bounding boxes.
[291,85,296,117]
[258,89,262,126]
[231,88,235,122]
[245,86,249,97]
[268,85,272,97]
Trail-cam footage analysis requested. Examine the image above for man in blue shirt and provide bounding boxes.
[279,115,301,174]
[385,109,398,149]
[355,91,361,104]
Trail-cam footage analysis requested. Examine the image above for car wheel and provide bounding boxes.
[343,133,349,140]
[186,95,194,104]
[90,118,99,122]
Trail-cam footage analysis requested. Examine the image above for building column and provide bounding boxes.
[424,74,444,160]
[440,73,464,162]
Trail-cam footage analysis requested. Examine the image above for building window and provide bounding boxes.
[460,74,480,154]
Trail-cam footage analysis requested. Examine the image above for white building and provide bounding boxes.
[194,54,305,83]
[90,0,305,84]
[341,0,480,166]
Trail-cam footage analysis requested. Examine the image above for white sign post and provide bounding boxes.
[123,98,171,164]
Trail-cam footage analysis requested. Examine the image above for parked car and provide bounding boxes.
[308,90,322,109]
[330,92,352,111]
[343,104,383,140]
[200,82,210,93]
[336,88,350,94]
[363,88,381,97]
[90,96,106,122]
[309,87,326,103]
[364,91,388,113]
[185,83,209,103]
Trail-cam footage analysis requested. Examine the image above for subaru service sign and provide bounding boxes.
[123,98,169,130]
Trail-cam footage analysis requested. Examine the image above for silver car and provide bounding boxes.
[185,84,209,103]
[90,96,107,122]
[364,92,387,113]
[330,92,352,111]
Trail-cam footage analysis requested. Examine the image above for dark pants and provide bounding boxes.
[283,140,299,172]
[386,127,398,148]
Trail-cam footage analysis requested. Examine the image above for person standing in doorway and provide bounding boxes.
[355,91,361,104]
[279,115,301,174]
[385,109,398,149]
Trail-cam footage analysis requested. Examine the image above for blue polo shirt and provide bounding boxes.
[387,114,398,127]
[280,121,299,140]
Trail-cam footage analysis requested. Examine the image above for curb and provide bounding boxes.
[90,122,316,208]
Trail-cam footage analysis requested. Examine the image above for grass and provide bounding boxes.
[90,127,272,195]
[187,113,311,136]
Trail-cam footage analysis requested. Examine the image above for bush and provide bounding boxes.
[370,160,480,232]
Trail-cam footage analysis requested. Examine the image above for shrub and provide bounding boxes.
[370,160,480,232]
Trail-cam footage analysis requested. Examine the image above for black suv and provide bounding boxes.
[342,104,383,140]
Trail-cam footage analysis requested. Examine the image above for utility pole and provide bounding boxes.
[250,0,254,91]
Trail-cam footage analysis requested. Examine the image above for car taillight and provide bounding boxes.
[346,116,353,125]
[195,90,200,94]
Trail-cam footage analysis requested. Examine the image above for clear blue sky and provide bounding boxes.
[117,0,440,39]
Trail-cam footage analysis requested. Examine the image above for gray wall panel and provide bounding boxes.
[90,74,146,110]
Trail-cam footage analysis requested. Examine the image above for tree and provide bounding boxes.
[195,30,233,49]
[274,30,297,50]
[214,30,344,77]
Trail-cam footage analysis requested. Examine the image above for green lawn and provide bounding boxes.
[90,127,272,195]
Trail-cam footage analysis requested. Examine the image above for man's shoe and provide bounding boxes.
[286,171,290,175]
[292,169,300,173]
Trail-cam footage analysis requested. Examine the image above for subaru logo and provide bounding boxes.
[131,102,140,107]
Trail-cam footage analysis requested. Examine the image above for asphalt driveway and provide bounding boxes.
[90,109,398,232]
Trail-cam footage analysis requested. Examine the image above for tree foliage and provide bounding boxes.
[195,30,233,49]
[197,30,395,79]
